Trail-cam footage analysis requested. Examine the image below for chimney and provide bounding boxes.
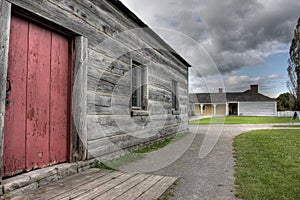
[218,88,223,93]
[250,85,258,93]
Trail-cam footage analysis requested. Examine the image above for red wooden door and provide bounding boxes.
[2,16,71,177]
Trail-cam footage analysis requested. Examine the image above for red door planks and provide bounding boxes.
[26,22,52,170]
[49,32,70,164]
[2,16,28,176]
[2,16,71,176]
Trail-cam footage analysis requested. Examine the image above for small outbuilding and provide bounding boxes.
[190,85,277,116]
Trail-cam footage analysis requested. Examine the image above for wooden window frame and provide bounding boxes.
[172,80,179,110]
[131,60,148,111]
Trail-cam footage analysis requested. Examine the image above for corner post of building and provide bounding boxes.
[225,103,229,116]
[72,36,88,161]
[213,104,217,116]
[0,0,11,181]
[200,104,204,115]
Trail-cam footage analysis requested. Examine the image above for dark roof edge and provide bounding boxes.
[243,90,275,101]
[108,0,191,68]
[191,91,275,102]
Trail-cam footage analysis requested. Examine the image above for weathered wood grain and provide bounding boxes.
[51,171,125,200]
[148,86,172,103]
[87,113,181,141]
[91,0,138,29]
[87,91,130,115]
[4,169,178,200]
[136,176,178,200]
[147,64,188,97]
[88,27,187,77]
[94,173,150,200]
[87,133,147,158]
[115,174,163,200]
[86,88,188,116]
[47,0,123,36]
[8,0,97,36]
[87,124,181,159]
[148,101,173,115]
[87,69,131,96]
[29,169,109,199]
[72,36,88,161]
[87,116,127,141]
[70,173,135,200]
[88,49,131,77]
[0,0,11,178]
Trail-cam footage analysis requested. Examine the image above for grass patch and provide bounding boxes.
[92,153,146,171]
[190,116,299,125]
[93,132,190,170]
[135,138,173,154]
[233,129,300,200]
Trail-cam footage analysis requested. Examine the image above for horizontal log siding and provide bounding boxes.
[239,102,276,116]
[7,0,189,160]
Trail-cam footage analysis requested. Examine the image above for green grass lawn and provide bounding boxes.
[189,116,299,125]
[233,129,300,200]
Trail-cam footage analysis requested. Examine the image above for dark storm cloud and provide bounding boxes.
[121,0,300,73]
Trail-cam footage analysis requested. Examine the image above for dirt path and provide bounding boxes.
[121,124,276,200]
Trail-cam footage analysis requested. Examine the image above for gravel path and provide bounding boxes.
[121,124,276,200]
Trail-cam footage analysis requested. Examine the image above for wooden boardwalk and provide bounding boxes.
[1,168,177,200]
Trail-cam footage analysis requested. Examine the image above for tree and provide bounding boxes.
[287,17,300,110]
[276,92,293,111]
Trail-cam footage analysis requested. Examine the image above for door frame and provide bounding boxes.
[0,2,88,178]
[228,102,238,115]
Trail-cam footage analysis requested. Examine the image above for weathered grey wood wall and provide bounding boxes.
[72,36,88,161]
[2,0,189,161]
[0,0,11,178]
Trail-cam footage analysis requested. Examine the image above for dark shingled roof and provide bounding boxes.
[190,90,275,104]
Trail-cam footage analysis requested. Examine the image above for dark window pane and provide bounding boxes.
[172,80,178,110]
[132,61,145,108]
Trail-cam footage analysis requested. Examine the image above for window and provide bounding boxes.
[203,105,206,111]
[131,60,147,110]
[172,80,179,110]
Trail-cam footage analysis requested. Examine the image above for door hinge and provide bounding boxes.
[6,73,11,106]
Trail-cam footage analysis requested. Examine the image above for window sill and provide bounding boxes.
[172,109,180,115]
[131,110,150,117]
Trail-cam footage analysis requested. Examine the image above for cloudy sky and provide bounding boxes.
[121,0,300,97]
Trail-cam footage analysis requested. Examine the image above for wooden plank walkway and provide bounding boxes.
[1,168,177,200]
